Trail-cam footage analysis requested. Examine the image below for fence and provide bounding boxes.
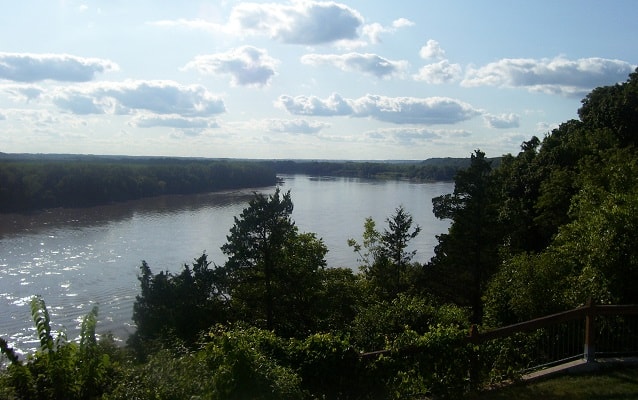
[360,300,638,389]
[467,300,638,382]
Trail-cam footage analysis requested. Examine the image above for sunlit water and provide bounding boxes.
[0,175,453,356]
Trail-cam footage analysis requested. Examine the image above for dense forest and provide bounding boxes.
[1,69,637,399]
[0,154,477,213]
[0,157,277,212]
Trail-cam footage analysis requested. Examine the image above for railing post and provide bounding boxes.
[584,298,596,363]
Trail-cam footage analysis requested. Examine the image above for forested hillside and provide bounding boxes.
[0,158,276,212]
[1,69,637,399]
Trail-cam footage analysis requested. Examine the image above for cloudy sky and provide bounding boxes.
[1,1,636,160]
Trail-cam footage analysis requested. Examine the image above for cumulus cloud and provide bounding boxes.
[182,46,278,87]
[362,17,414,44]
[462,56,635,96]
[0,52,118,82]
[50,80,226,116]
[277,93,480,124]
[352,95,480,124]
[266,119,329,134]
[419,39,445,60]
[483,113,520,129]
[275,93,353,116]
[300,52,408,78]
[413,60,462,84]
[229,1,363,44]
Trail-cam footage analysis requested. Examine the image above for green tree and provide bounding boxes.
[348,206,421,298]
[578,67,638,147]
[221,188,328,337]
[429,150,500,324]
[130,253,228,352]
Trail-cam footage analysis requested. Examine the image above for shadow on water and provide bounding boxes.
[0,187,271,240]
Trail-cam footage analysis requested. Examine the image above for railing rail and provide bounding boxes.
[360,300,638,388]
[467,301,638,362]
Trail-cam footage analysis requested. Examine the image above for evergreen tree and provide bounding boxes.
[429,150,500,324]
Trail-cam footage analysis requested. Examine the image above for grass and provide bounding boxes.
[469,366,638,400]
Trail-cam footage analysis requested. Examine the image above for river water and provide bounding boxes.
[0,175,453,355]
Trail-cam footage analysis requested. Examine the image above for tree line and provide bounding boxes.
[262,158,478,181]
[0,155,477,213]
[0,158,276,212]
[1,68,637,398]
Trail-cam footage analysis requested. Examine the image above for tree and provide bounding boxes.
[348,206,421,298]
[130,253,228,351]
[429,150,500,324]
[220,188,328,337]
[380,206,422,273]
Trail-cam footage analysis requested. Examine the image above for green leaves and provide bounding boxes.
[30,295,54,354]
[0,298,117,400]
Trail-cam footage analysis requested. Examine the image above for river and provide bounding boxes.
[0,175,453,355]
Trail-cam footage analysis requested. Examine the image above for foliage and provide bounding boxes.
[104,348,214,400]
[0,296,117,400]
[264,158,475,181]
[369,325,471,399]
[291,332,364,399]
[484,251,574,326]
[352,293,468,352]
[129,253,228,356]
[348,206,422,299]
[202,326,304,400]
[0,157,276,212]
[429,150,501,324]
[220,188,329,337]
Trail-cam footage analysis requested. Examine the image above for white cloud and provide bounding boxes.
[0,52,118,82]
[419,39,445,60]
[151,2,364,45]
[275,93,353,116]
[462,56,635,96]
[362,18,414,44]
[229,1,363,44]
[392,18,415,28]
[277,93,481,124]
[131,114,219,129]
[183,46,279,88]
[1,84,44,102]
[265,119,329,134]
[413,60,462,84]
[50,80,226,117]
[351,95,480,124]
[483,113,520,129]
[301,52,408,78]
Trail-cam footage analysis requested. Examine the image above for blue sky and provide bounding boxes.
[0,1,636,160]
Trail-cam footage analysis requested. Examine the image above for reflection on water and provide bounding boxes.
[0,177,452,356]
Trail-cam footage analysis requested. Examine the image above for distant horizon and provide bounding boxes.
[1,1,636,159]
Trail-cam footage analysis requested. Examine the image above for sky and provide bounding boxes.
[0,1,636,160]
